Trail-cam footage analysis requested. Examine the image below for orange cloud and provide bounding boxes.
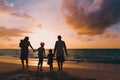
[100,34,119,39]
[0,27,29,37]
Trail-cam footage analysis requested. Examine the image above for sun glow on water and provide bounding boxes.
[29,59,49,67]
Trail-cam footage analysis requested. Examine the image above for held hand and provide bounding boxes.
[53,53,55,57]
[66,52,69,56]
[33,49,36,52]
[44,54,46,58]
[53,54,55,57]
[65,53,69,58]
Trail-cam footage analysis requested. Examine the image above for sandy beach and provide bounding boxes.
[0,60,120,80]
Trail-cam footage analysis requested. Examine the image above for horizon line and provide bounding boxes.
[0,48,120,50]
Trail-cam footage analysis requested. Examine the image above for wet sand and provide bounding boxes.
[0,62,120,80]
[0,56,120,80]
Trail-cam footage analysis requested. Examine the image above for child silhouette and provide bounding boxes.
[47,49,54,71]
[34,42,45,71]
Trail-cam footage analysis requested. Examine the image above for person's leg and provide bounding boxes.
[26,59,28,68]
[51,63,53,71]
[21,60,24,68]
[49,64,51,71]
[61,62,63,71]
[40,59,43,71]
[60,56,64,71]
[57,57,61,71]
[57,62,60,71]
[50,64,52,71]
[38,60,40,69]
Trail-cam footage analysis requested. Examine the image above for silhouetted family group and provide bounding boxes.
[19,35,68,72]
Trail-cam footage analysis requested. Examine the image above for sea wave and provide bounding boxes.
[0,49,120,64]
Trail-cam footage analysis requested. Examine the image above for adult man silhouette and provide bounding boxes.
[54,35,68,71]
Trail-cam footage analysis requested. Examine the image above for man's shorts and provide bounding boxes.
[56,56,65,62]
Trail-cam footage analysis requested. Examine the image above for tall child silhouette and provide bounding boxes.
[34,42,45,71]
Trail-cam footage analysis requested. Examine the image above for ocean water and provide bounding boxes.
[67,49,120,63]
[0,49,120,71]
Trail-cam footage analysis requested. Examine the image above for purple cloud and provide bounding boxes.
[0,0,34,20]
[62,0,120,35]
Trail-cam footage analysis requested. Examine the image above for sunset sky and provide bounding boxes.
[0,0,120,49]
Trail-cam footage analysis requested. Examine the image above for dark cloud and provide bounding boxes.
[0,27,29,37]
[81,38,93,42]
[0,0,34,20]
[62,0,120,35]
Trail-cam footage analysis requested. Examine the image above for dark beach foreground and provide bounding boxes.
[0,62,120,80]
[0,62,81,80]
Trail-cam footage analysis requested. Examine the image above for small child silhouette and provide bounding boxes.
[47,49,54,71]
